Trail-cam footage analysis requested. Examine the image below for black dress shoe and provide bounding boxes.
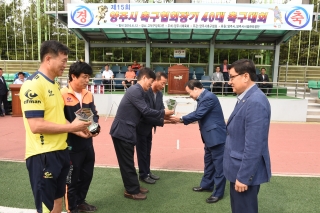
[149,173,160,180]
[0,114,4,117]
[139,177,156,184]
[206,196,222,203]
[192,187,212,192]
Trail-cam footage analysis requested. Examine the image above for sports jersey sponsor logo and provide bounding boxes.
[43,172,53,178]
[66,97,73,102]
[24,89,41,104]
[48,90,54,97]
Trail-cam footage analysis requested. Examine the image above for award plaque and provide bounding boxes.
[166,99,177,112]
[74,108,100,134]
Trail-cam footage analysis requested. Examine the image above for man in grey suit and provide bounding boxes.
[223,59,271,213]
[136,72,168,184]
[110,68,173,200]
[210,66,224,94]
[170,79,226,204]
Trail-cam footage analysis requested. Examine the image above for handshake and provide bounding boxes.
[164,99,183,124]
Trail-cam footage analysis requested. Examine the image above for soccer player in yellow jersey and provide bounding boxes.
[20,40,91,213]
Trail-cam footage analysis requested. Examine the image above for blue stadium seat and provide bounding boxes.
[93,73,102,85]
[201,75,212,91]
[121,65,128,73]
[154,66,164,72]
[114,73,125,90]
[194,67,205,80]
[111,65,120,73]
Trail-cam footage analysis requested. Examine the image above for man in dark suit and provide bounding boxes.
[136,72,168,184]
[257,67,273,96]
[224,59,271,213]
[0,68,9,116]
[220,59,229,81]
[170,79,226,204]
[110,68,173,200]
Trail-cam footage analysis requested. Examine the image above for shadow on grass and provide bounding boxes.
[0,161,319,213]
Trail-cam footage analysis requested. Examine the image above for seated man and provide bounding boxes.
[13,72,27,84]
[102,64,114,91]
[210,66,224,94]
[122,65,136,91]
[257,67,273,96]
[131,61,141,72]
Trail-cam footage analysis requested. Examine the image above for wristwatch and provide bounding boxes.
[179,117,183,123]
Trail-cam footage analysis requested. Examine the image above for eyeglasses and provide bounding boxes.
[229,74,243,81]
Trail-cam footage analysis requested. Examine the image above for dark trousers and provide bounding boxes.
[0,94,9,115]
[222,72,229,81]
[102,79,112,91]
[26,150,70,213]
[259,83,273,95]
[66,147,95,211]
[200,143,226,197]
[230,182,260,213]
[112,137,140,194]
[212,82,223,94]
[136,132,152,179]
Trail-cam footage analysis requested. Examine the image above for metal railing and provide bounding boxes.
[55,76,313,99]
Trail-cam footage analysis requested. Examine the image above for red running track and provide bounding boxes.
[0,116,319,176]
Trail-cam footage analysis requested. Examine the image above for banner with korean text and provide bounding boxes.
[68,3,313,30]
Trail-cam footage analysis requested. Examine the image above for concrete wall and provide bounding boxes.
[93,94,308,122]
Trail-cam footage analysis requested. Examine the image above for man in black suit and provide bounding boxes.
[0,68,9,116]
[257,68,273,96]
[110,68,173,200]
[136,72,168,184]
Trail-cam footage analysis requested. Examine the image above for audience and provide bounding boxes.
[135,63,144,78]
[102,64,114,91]
[210,66,224,93]
[257,67,273,96]
[131,61,141,72]
[122,65,136,91]
[13,72,27,84]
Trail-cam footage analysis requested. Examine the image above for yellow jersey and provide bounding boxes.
[20,71,67,159]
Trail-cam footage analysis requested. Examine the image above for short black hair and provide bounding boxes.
[261,67,266,71]
[155,72,168,81]
[0,68,3,71]
[40,40,69,62]
[137,67,156,81]
[229,59,256,81]
[185,79,203,90]
[18,72,25,76]
[105,64,109,66]
[68,61,93,82]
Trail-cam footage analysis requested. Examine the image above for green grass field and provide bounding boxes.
[0,161,319,213]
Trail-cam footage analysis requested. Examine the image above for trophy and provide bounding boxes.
[74,108,100,134]
[166,99,177,113]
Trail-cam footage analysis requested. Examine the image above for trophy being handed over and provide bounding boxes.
[166,99,177,114]
[74,108,101,134]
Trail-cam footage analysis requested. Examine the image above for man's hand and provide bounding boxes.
[235,179,248,192]
[70,118,91,132]
[164,109,174,116]
[74,130,92,139]
[168,115,181,123]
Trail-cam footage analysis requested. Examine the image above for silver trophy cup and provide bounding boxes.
[74,108,100,134]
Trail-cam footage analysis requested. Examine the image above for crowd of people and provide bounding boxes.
[210,59,273,96]
[17,40,271,213]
